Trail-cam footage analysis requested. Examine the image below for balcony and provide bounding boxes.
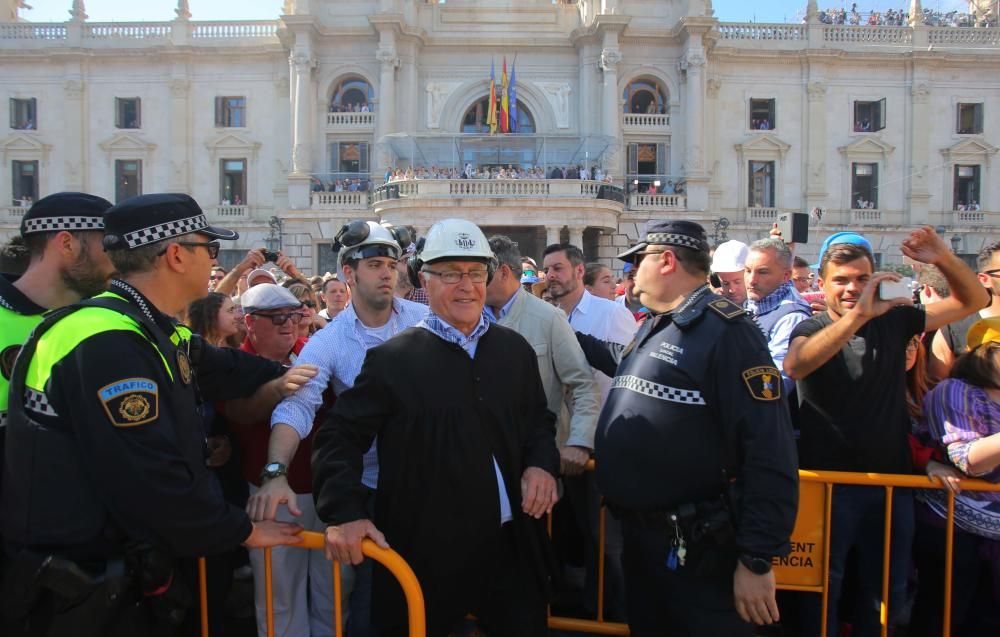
[369,178,625,231]
[748,207,779,221]
[4,205,27,221]
[326,111,375,130]
[311,191,369,210]
[628,193,686,210]
[623,113,670,133]
[851,208,883,223]
[208,205,250,220]
[955,209,988,224]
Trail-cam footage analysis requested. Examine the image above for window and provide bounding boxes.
[750,98,776,130]
[851,163,879,209]
[627,143,670,192]
[957,103,983,135]
[220,159,247,204]
[10,98,36,130]
[214,97,246,128]
[115,160,142,203]
[115,98,141,129]
[854,99,886,132]
[12,160,38,205]
[330,78,375,112]
[953,165,981,210]
[748,161,775,208]
[461,98,535,134]
[623,79,667,115]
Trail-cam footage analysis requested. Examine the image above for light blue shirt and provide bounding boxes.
[417,312,513,524]
[271,297,428,489]
[745,282,811,395]
[483,288,520,324]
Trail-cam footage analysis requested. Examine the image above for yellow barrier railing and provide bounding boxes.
[197,469,1000,637]
[199,532,426,637]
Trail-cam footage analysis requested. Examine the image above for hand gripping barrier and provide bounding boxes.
[198,532,426,637]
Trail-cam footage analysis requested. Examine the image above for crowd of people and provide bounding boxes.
[0,189,998,637]
[383,163,614,183]
[817,5,996,28]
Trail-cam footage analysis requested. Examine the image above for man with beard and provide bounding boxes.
[784,229,985,637]
[0,193,115,526]
[249,220,427,637]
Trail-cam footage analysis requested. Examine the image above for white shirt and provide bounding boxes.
[566,290,639,401]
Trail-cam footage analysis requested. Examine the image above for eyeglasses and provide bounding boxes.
[301,300,317,309]
[162,240,221,259]
[251,311,306,326]
[628,250,667,266]
[422,269,489,284]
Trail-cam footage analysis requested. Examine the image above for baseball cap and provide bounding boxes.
[711,240,749,274]
[103,193,238,251]
[966,317,1000,351]
[520,272,540,285]
[240,283,302,314]
[811,232,874,269]
[247,268,278,286]
[20,192,112,237]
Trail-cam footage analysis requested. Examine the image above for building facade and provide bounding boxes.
[1,0,998,274]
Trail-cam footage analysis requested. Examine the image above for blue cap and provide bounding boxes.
[520,272,540,284]
[811,232,874,269]
[623,262,634,274]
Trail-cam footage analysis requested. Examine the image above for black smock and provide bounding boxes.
[1,280,284,562]
[312,324,560,637]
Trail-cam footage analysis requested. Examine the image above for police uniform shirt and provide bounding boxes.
[595,287,799,559]
[1,281,277,559]
[0,274,46,425]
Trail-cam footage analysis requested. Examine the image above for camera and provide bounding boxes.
[259,248,279,263]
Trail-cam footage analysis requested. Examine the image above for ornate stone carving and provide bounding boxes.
[69,0,87,22]
[706,77,721,98]
[376,48,400,69]
[680,50,707,70]
[425,81,460,129]
[175,0,191,21]
[539,82,572,129]
[290,52,315,73]
[63,79,83,100]
[911,82,931,103]
[807,82,827,101]
[599,49,621,72]
[169,79,189,98]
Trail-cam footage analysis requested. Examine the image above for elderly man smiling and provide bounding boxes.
[313,218,560,637]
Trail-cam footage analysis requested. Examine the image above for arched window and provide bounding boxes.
[461,97,535,133]
[330,77,375,112]
[623,79,667,115]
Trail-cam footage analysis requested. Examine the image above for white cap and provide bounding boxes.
[247,268,278,286]
[240,283,301,313]
[711,240,749,274]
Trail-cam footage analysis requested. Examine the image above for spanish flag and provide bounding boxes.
[488,59,498,134]
[500,57,509,134]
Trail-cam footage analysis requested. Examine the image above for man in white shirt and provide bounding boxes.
[542,241,638,621]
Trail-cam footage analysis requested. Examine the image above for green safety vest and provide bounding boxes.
[0,305,45,422]
[23,291,191,398]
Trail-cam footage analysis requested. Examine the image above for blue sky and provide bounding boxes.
[24,0,972,24]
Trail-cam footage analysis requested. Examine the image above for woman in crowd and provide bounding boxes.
[188,291,242,348]
[911,318,1000,636]
[584,262,616,301]
[287,281,327,337]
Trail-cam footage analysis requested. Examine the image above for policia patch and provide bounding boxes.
[742,366,781,401]
[98,377,159,427]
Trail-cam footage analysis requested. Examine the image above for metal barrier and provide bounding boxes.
[198,532,426,637]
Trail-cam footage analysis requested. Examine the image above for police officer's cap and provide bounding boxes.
[102,193,238,251]
[616,220,709,262]
[19,192,112,237]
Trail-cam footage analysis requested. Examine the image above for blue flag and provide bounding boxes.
[509,61,517,133]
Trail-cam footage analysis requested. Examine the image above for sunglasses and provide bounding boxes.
[252,311,305,326]
[159,240,221,259]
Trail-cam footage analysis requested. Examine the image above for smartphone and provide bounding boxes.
[879,277,912,301]
[260,249,279,263]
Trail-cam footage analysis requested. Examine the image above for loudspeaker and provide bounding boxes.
[776,212,809,244]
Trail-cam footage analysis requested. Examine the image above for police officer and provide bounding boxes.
[591,220,798,636]
[1,194,308,637]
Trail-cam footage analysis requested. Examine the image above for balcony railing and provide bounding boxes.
[929,27,1000,46]
[629,194,686,210]
[4,206,28,220]
[956,209,986,223]
[0,20,281,45]
[311,191,369,210]
[0,23,67,40]
[623,113,670,129]
[748,207,779,220]
[718,23,805,41]
[326,111,375,128]
[823,25,912,44]
[85,23,171,39]
[191,21,280,39]
[852,208,883,223]
[371,179,624,204]
[209,205,250,220]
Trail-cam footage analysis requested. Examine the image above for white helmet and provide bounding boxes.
[407,218,497,288]
[335,220,405,270]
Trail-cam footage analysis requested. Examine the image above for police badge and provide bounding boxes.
[176,348,192,385]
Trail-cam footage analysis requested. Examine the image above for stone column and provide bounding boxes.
[375,45,399,174]
[167,77,190,192]
[680,47,708,211]
[290,52,314,176]
[908,81,932,225]
[600,47,622,179]
[568,226,585,250]
[62,77,85,192]
[578,46,593,138]
[805,80,828,214]
[546,225,564,247]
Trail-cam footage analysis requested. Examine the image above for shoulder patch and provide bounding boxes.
[98,378,159,427]
[741,366,781,401]
[707,298,746,320]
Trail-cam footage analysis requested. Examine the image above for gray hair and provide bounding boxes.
[108,238,177,276]
[488,235,522,278]
[749,237,793,269]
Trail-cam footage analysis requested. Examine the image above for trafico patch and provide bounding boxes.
[98,377,159,427]
[741,366,781,401]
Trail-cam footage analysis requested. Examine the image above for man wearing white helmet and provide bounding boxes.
[711,239,749,306]
[315,218,560,637]
[247,219,426,637]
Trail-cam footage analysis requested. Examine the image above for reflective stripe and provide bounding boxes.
[611,374,706,405]
[24,387,57,417]
[0,304,46,415]
[0,410,7,428]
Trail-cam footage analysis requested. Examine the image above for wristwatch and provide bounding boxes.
[259,462,288,482]
[738,553,773,575]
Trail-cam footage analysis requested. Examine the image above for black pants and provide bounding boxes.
[620,518,753,637]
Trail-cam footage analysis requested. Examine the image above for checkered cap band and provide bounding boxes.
[123,214,208,249]
[22,216,104,234]
[612,375,706,405]
[646,232,706,251]
[24,387,58,417]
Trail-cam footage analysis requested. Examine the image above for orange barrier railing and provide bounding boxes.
[199,532,426,637]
